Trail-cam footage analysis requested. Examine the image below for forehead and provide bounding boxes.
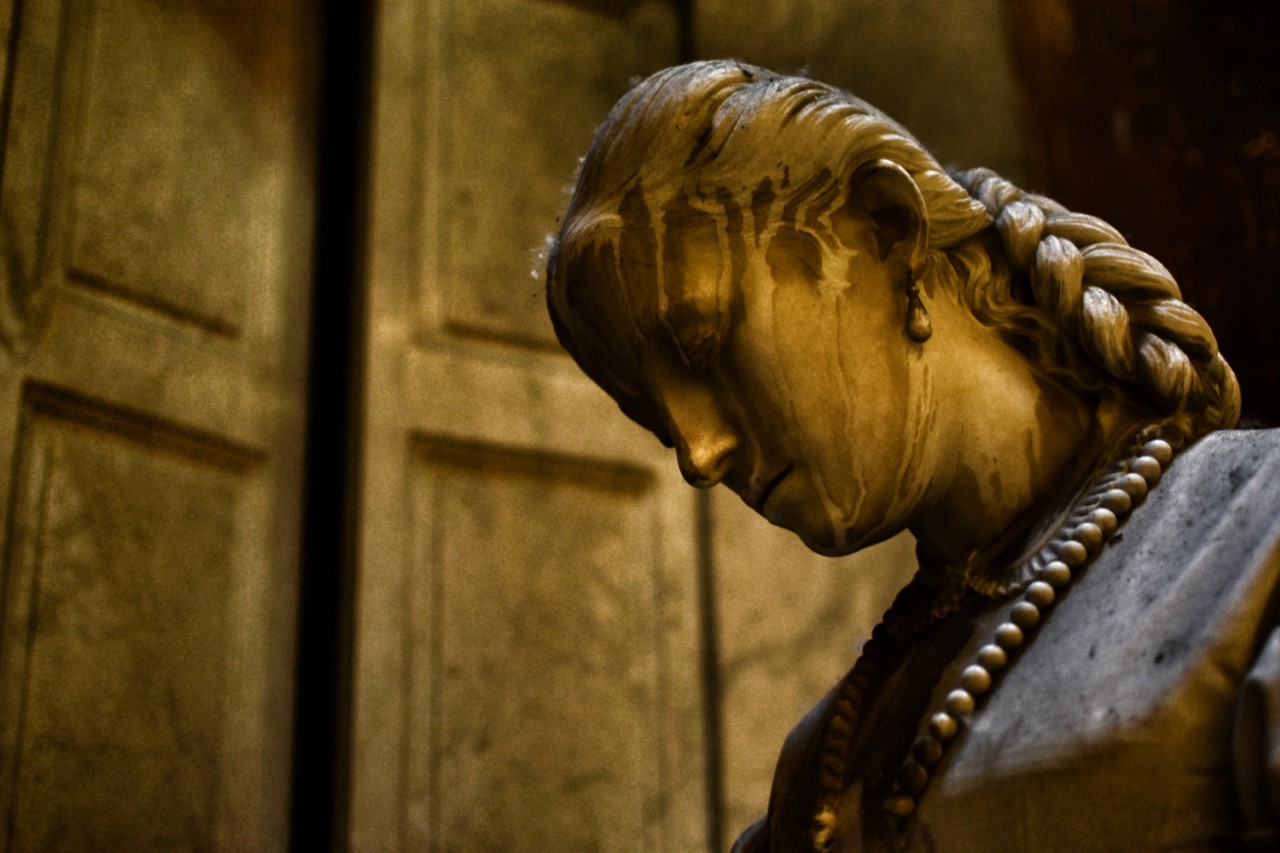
[568,172,851,334]
[558,159,860,342]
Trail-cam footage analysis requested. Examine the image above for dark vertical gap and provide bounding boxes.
[675,0,693,67]
[289,0,374,850]
[0,0,26,186]
[3,424,50,849]
[696,489,725,852]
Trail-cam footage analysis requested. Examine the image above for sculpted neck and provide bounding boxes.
[906,290,1128,570]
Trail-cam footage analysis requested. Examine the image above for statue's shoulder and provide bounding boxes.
[1168,426,1280,518]
[1192,424,1280,457]
[1115,426,1280,602]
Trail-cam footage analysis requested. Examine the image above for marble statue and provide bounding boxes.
[545,61,1280,851]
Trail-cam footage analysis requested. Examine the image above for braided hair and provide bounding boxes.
[943,167,1240,437]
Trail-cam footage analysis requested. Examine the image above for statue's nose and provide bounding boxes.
[677,431,739,487]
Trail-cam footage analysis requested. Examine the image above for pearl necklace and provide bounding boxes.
[810,426,1181,852]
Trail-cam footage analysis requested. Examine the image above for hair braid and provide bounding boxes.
[951,167,1240,436]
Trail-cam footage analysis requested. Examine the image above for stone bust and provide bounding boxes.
[546,60,1280,851]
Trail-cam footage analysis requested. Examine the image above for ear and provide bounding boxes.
[850,159,928,277]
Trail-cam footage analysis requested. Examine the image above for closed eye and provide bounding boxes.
[666,311,722,372]
[618,394,674,448]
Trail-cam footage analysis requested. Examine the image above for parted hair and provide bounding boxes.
[548,60,1239,438]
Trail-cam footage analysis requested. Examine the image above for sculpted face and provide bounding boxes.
[563,176,942,556]
[554,64,1184,567]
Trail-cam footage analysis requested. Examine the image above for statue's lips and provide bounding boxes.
[752,463,794,512]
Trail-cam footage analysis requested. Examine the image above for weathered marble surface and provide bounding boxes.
[353,1,710,850]
[3,412,239,850]
[415,445,662,849]
[546,49,1241,851]
[0,0,314,847]
[71,1,275,334]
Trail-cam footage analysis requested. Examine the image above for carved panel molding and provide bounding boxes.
[0,383,262,849]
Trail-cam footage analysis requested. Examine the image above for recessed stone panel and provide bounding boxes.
[411,441,664,850]
[430,0,677,347]
[68,0,284,334]
[0,403,248,850]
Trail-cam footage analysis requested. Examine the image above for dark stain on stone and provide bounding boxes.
[717,186,747,312]
[685,124,715,167]
[619,182,650,229]
[766,226,824,289]
[751,177,775,244]
[1153,638,1190,666]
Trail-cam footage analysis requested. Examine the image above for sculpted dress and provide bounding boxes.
[735,428,1280,852]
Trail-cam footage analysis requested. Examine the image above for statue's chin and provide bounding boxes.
[765,509,857,557]
[790,516,898,558]
[800,536,860,558]
[754,477,895,557]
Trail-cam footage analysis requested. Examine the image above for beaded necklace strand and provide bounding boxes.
[811,425,1182,852]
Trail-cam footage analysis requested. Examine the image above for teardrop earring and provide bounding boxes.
[905,281,932,343]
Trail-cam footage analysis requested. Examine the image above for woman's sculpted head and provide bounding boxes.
[546,60,1239,560]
